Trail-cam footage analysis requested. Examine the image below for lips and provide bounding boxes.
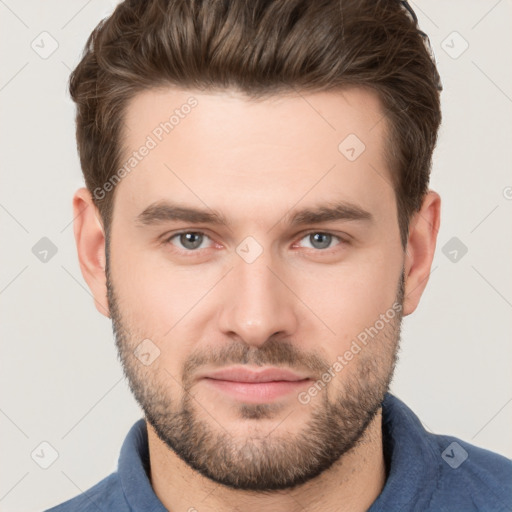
[197,366,312,403]
[200,366,310,383]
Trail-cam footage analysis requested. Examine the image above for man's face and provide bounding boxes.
[106,87,405,490]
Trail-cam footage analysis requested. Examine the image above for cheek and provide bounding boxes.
[108,242,169,338]
[293,248,402,348]
[109,241,223,354]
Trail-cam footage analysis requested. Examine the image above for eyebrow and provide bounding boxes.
[135,199,373,228]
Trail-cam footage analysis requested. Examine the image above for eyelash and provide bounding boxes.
[162,230,347,256]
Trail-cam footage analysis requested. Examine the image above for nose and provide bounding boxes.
[217,247,299,348]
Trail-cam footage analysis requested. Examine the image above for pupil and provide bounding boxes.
[182,232,202,249]
[312,233,331,249]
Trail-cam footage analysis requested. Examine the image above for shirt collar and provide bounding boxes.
[368,393,439,511]
[118,418,168,511]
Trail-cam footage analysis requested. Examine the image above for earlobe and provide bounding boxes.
[402,191,441,316]
[72,187,111,318]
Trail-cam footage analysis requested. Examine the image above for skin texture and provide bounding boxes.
[73,86,440,512]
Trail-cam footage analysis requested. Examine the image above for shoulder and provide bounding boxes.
[380,394,512,511]
[44,471,128,512]
[427,432,512,511]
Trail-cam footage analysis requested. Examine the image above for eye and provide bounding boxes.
[166,231,213,251]
[295,232,343,251]
[163,230,346,254]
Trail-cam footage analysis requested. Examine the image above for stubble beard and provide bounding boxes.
[106,261,403,491]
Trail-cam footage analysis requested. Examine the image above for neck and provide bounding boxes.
[147,409,386,512]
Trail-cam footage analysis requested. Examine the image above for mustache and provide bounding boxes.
[182,338,330,379]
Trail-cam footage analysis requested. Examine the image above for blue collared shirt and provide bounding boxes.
[46,393,512,511]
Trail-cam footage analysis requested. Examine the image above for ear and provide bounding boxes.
[402,190,441,316]
[72,187,110,318]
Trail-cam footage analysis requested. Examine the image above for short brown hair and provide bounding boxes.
[69,0,442,247]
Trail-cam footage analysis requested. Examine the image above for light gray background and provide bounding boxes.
[1,1,511,511]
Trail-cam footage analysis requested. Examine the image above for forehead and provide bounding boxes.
[122,86,386,151]
[115,86,394,224]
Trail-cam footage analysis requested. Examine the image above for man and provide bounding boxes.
[48,0,512,510]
